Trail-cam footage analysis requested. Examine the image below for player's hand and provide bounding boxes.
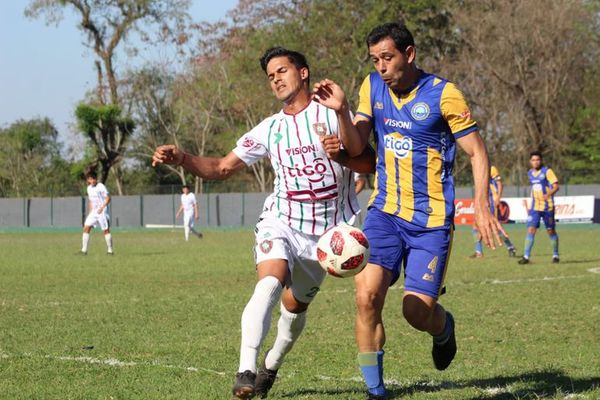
[152,145,183,167]
[474,204,506,250]
[319,134,342,161]
[97,208,103,215]
[312,79,348,113]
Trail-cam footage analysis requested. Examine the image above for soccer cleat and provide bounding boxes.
[107,251,114,255]
[79,251,87,255]
[552,256,560,264]
[197,232,203,239]
[366,391,388,400]
[254,365,278,398]
[518,257,529,265]
[508,248,517,257]
[232,370,256,399]
[468,252,483,259]
[432,312,456,371]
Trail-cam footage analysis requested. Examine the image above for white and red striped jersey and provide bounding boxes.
[232,100,360,236]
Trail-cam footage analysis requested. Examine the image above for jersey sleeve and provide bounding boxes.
[440,82,478,138]
[356,75,373,120]
[231,119,270,166]
[490,165,501,181]
[546,168,558,184]
[99,183,109,196]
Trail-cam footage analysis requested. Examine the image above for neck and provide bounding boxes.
[282,89,311,114]
[392,67,420,96]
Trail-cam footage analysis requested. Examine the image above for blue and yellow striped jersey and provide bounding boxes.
[528,166,558,211]
[489,165,501,202]
[357,71,478,228]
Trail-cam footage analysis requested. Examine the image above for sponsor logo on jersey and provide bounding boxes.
[287,157,328,183]
[384,118,412,129]
[242,137,255,148]
[532,183,543,192]
[459,110,471,119]
[374,102,384,110]
[287,183,338,201]
[312,122,328,136]
[411,102,430,120]
[285,144,318,156]
[384,134,412,159]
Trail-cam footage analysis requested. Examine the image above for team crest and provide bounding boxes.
[259,239,273,254]
[411,102,430,121]
[312,123,328,136]
[242,137,255,148]
[374,102,384,110]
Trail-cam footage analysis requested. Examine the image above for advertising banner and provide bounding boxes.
[454,196,595,224]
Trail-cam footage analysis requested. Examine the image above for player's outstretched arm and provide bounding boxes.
[313,79,368,157]
[457,132,506,249]
[319,135,375,173]
[152,145,246,180]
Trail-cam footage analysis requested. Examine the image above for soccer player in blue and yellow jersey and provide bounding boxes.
[518,151,560,265]
[471,165,517,258]
[313,22,505,399]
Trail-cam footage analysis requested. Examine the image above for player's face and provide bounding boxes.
[86,176,97,186]
[530,155,542,170]
[266,56,308,103]
[368,37,415,91]
[182,187,189,194]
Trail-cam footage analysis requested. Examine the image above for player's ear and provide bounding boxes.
[300,67,309,82]
[405,45,416,64]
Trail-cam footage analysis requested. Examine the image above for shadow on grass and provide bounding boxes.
[280,370,600,399]
[386,369,600,399]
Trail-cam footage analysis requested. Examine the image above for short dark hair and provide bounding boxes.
[530,151,543,159]
[182,185,189,189]
[366,22,415,52]
[85,171,97,179]
[259,47,310,79]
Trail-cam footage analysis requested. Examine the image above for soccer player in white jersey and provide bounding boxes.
[152,47,373,399]
[175,185,203,240]
[81,171,113,255]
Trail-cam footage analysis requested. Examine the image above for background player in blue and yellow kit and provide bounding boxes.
[518,151,560,264]
[471,165,517,258]
[314,22,505,399]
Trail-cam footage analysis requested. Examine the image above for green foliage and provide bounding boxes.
[563,107,600,183]
[0,118,80,196]
[75,103,135,183]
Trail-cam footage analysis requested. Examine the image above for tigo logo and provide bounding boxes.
[384,134,412,159]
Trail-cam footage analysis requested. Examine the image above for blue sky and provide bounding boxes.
[0,1,238,145]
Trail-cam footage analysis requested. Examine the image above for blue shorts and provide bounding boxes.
[527,210,556,229]
[363,207,453,299]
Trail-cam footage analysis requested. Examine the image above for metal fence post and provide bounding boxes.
[241,192,245,226]
[140,195,144,227]
[171,185,176,227]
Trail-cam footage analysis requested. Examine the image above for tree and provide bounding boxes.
[26,0,191,192]
[0,118,74,197]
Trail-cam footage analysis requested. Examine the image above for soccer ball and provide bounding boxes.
[317,223,370,278]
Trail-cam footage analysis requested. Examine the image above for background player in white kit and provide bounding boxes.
[152,47,373,399]
[81,171,113,255]
[175,185,203,240]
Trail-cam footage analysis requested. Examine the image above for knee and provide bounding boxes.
[356,289,384,318]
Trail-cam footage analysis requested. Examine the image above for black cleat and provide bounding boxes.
[78,251,87,255]
[518,257,529,265]
[432,312,456,371]
[508,248,517,257]
[366,392,388,400]
[232,370,256,399]
[255,365,278,398]
[552,256,560,264]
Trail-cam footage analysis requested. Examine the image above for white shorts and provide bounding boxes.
[254,216,326,304]
[84,211,110,230]
[183,212,195,228]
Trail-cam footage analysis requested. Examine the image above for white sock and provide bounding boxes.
[238,276,282,373]
[184,226,190,241]
[104,234,113,252]
[264,303,307,371]
[82,233,90,252]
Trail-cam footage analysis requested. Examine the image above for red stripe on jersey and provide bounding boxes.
[275,118,292,226]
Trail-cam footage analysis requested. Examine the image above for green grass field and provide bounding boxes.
[1,224,599,399]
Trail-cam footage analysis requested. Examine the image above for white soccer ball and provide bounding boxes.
[317,223,370,278]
